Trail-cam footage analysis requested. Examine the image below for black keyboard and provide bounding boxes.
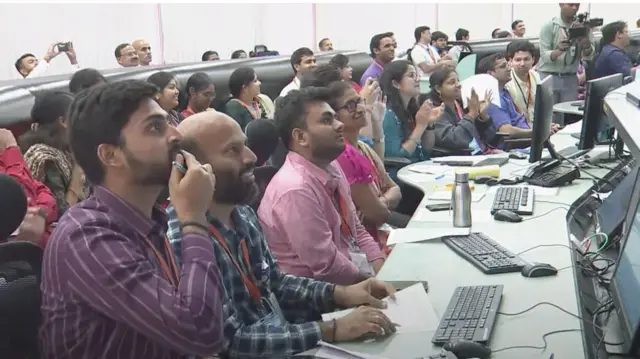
[474,157,509,167]
[491,186,535,215]
[432,285,503,345]
[442,233,526,274]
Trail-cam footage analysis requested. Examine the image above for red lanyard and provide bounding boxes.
[233,99,261,120]
[207,223,262,303]
[454,102,464,120]
[513,72,533,114]
[419,43,437,63]
[332,189,354,239]
[142,236,180,287]
[373,60,384,71]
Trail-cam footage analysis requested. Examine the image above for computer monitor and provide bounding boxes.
[528,75,555,163]
[578,74,624,150]
[609,166,640,355]
[597,165,639,238]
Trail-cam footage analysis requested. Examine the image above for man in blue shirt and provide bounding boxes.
[595,21,634,79]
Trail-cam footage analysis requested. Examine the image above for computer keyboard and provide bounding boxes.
[491,186,535,215]
[524,162,581,187]
[432,285,503,345]
[441,233,527,274]
[474,157,509,167]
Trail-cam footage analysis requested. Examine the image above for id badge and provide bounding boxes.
[349,249,375,277]
[257,292,286,326]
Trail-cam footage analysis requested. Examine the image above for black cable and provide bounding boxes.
[521,207,569,222]
[492,328,582,353]
[555,151,616,189]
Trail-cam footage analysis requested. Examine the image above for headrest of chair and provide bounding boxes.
[0,174,28,241]
[246,119,279,166]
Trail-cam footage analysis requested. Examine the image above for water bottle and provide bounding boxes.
[452,172,472,228]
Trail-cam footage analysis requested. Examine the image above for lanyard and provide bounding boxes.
[233,99,261,120]
[454,102,464,120]
[142,236,180,287]
[330,188,354,239]
[373,60,384,71]
[207,223,262,303]
[513,71,533,113]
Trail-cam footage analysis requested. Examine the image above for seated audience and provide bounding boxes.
[595,21,633,79]
[427,68,499,155]
[505,40,541,125]
[300,63,343,88]
[114,43,139,67]
[512,20,527,38]
[496,30,513,39]
[332,82,402,253]
[0,174,28,241]
[20,91,87,217]
[0,128,57,246]
[68,68,107,94]
[319,37,334,52]
[381,60,442,164]
[361,32,396,86]
[411,26,455,81]
[202,50,220,61]
[258,88,385,285]
[280,47,317,97]
[168,111,397,358]
[231,49,248,59]
[147,71,182,126]
[132,39,152,66]
[181,72,216,118]
[491,28,501,39]
[477,54,532,139]
[40,80,225,358]
[430,31,449,55]
[224,67,267,129]
[449,28,470,62]
[15,42,80,79]
[330,53,362,92]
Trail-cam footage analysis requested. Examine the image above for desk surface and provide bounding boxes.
[554,100,584,116]
[314,132,611,359]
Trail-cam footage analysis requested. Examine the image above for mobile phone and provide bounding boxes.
[426,203,451,212]
[57,42,72,52]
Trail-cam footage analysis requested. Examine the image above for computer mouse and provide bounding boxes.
[493,209,523,223]
[443,339,492,359]
[521,262,558,278]
[508,151,528,160]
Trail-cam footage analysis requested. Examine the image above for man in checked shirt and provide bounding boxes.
[167,110,398,358]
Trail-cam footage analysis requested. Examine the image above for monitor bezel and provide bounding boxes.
[578,74,624,150]
[528,75,554,163]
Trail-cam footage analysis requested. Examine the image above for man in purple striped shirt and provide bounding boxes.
[39,80,225,359]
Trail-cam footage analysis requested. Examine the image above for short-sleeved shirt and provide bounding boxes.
[486,89,531,132]
[411,43,440,80]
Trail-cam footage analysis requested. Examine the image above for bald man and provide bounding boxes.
[132,39,152,66]
[166,112,398,358]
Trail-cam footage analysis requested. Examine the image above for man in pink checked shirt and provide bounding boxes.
[258,87,385,286]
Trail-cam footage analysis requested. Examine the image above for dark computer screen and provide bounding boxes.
[610,167,640,355]
[578,74,624,150]
[598,165,639,236]
[528,75,554,163]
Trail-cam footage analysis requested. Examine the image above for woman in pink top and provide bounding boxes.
[334,82,402,253]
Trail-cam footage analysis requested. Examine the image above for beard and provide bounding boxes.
[311,137,345,163]
[123,142,181,186]
[214,164,259,205]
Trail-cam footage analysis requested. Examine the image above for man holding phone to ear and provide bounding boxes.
[15,41,80,79]
[538,3,595,123]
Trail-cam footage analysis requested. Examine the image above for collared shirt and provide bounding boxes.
[167,205,335,358]
[26,60,81,79]
[538,16,595,74]
[410,43,440,80]
[595,43,632,79]
[40,186,225,359]
[486,89,531,132]
[0,146,57,245]
[257,152,384,285]
[505,70,541,125]
[359,60,385,87]
[279,77,301,97]
[181,106,196,119]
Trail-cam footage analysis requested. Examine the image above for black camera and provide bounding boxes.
[56,42,73,52]
[568,12,603,40]
[575,12,604,27]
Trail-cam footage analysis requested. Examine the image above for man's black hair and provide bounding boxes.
[114,43,129,59]
[68,80,159,184]
[506,40,538,61]
[477,53,506,74]
[300,64,342,88]
[455,28,469,41]
[273,87,333,150]
[14,53,35,75]
[369,32,394,57]
[601,21,627,45]
[414,26,430,43]
[290,47,314,73]
[318,38,330,49]
[511,20,523,30]
[201,50,219,61]
[69,68,107,94]
[431,31,448,43]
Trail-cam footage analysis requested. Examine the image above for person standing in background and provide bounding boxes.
[411,26,455,82]
[132,39,152,66]
[279,47,317,97]
[15,42,79,79]
[538,3,595,122]
[360,32,396,87]
[512,20,527,38]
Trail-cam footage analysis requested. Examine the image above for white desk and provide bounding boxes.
[553,100,584,116]
[311,131,612,359]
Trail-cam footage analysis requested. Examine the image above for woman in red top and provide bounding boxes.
[330,53,362,93]
[181,72,216,118]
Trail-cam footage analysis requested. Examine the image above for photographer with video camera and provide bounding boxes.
[538,3,598,121]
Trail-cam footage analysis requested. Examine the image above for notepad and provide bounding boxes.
[316,341,391,359]
[386,227,471,245]
[321,283,439,334]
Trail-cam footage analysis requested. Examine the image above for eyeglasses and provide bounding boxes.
[339,98,364,113]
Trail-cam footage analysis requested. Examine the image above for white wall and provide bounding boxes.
[1,3,638,80]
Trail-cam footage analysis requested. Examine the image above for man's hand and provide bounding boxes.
[169,152,215,227]
[65,43,78,65]
[371,258,384,273]
[44,43,62,63]
[332,306,396,342]
[15,207,47,245]
[334,278,396,309]
[0,129,17,152]
[550,123,561,135]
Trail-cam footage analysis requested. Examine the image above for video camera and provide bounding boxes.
[568,12,604,40]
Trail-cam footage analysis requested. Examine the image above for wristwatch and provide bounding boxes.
[372,137,385,143]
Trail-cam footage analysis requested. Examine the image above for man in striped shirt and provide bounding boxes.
[167,110,398,358]
[40,80,225,359]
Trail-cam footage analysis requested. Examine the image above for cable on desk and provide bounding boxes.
[522,207,569,222]
[491,328,582,353]
[555,152,616,190]
[515,243,575,256]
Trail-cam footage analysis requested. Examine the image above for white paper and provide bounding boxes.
[316,341,390,359]
[406,164,452,175]
[560,120,583,135]
[429,190,486,202]
[412,208,493,224]
[386,227,470,245]
[432,156,485,165]
[321,284,439,334]
[460,74,502,108]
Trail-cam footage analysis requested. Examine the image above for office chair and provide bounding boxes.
[0,241,44,359]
